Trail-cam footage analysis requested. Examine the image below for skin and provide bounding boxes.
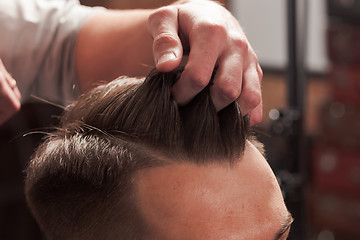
[0,0,263,125]
[0,59,21,125]
[75,0,263,124]
[136,141,291,240]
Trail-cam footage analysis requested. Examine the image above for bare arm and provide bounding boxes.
[75,1,264,124]
[75,9,154,92]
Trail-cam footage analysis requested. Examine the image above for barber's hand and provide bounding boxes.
[0,59,21,125]
[148,0,263,125]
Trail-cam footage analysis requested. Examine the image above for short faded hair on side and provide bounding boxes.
[25,68,250,240]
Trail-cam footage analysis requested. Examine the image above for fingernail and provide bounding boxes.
[157,52,177,66]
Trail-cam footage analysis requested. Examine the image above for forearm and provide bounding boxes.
[75,9,154,92]
[75,0,263,124]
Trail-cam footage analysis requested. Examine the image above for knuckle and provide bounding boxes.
[148,7,168,22]
[219,82,241,102]
[189,69,211,89]
[242,89,261,108]
[153,32,179,47]
[249,51,258,63]
[207,23,227,38]
[249,50,260,66]
[232,37,249,53]
[148,6,175,26]
[194,22,227,41]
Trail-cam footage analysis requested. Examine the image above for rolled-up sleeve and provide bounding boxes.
[0,0,105,105]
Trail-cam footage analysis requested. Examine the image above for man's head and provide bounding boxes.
[25,69,291,240]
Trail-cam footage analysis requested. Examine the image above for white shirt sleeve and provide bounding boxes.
[0,0,105,105]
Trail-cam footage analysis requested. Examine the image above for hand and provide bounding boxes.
[148,0,263,125]
[0,59,21,125]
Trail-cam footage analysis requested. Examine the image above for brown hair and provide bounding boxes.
[25,68,249,240]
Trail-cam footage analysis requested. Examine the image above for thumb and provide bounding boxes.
[148,6,183,72]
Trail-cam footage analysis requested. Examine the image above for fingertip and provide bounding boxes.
[156,51,182,72]
[148,5,183,72]
[237,94,261,118]
[210,81,242,112]
[12,98,21,112]
[171,65,213,106]
[210,94,230,112]
[249,106,263,126]
[14,87,22,101]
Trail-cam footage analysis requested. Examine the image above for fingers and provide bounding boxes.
[210,52,244,112]
[210,51,262,125]
[148,1,264,124]
[4,73,21,100]
[237,63,262,113]
[248,101,263,126]
[0,60,21,125]
[172,23,226,105]
[247,63,263,125]
[148,6,183,72]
